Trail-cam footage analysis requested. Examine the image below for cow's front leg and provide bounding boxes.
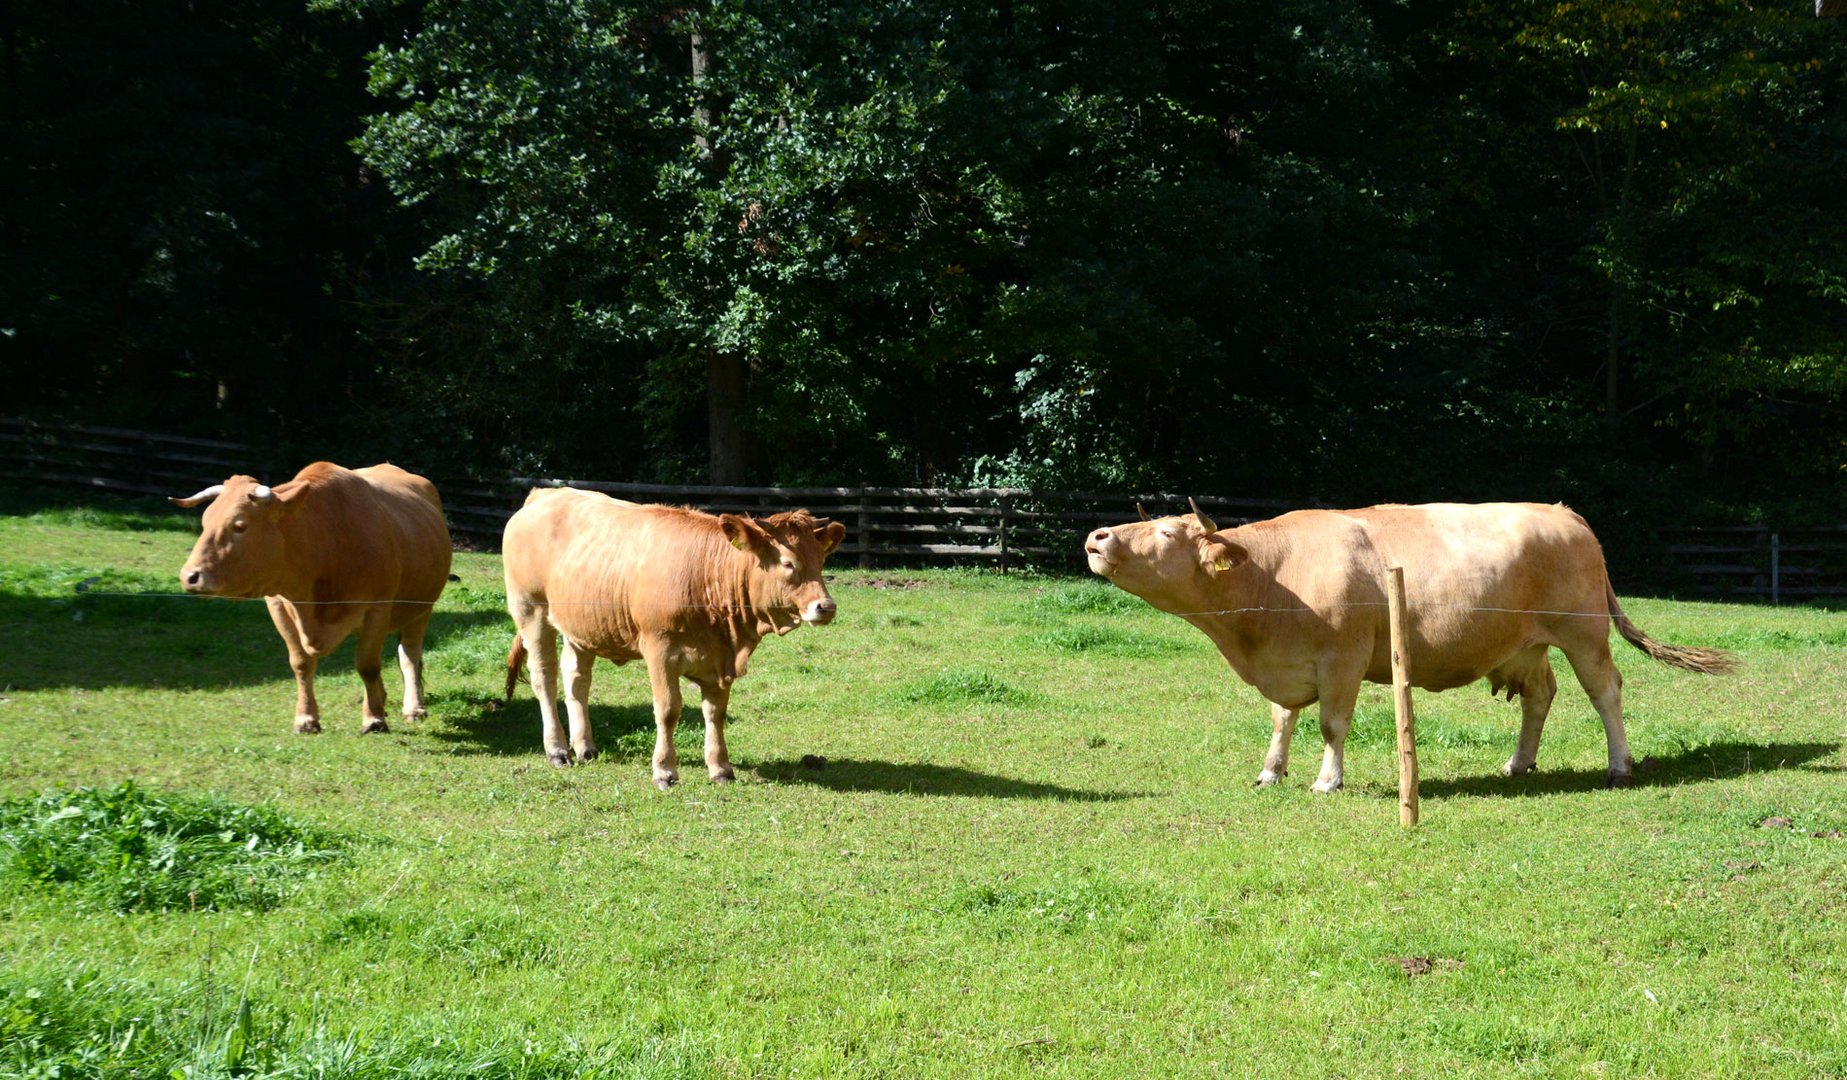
[266,598,322,734]
[1257,703,1300,786]
[353,611,393,734]
[560,638,598,763]
[1310,678,1362,794]
[643,647,683,790]
[396,609,433,721]
[692,678,734,782]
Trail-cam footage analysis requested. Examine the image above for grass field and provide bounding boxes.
[2,488,1846,1078]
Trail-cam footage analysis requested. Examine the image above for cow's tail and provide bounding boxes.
[1605,577,1734,675]
[505,635,527,703]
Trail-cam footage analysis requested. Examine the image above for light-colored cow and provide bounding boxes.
[173,462,453,734]
[1084,501,1731,790]
[501,487,845,787]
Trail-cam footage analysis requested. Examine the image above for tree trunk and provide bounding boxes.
[690,23,750,483]
[706,347,749,484]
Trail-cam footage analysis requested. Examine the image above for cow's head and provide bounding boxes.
[1084,498,1248,606]
[721,510,846,631]
[172,475,303,597]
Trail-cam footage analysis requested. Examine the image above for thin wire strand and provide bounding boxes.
[64,590,1752,618]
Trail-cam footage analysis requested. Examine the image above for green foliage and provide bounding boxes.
[5,0,1846,513]
[0,782,344,913]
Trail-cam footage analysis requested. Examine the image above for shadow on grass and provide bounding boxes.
[426,696,674,758]
[0,592,505,692]
[754,757,1149,802]
[1421,739,1843,800]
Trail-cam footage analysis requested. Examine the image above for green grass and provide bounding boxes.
[2,489,1847,1077]
[0,780,345,914]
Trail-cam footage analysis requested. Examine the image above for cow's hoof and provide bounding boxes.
[573,746,598,764]
[403,707,428,721]
[1310,779,1343,794]
[293,716,322,735]
[1605,772,1634,789]
[710,769,735,784]
[360,717,390,735]
[1501,759,1537,777]
[547,749,572,768]
[1254,770,1282,788]
[653,775,679,791]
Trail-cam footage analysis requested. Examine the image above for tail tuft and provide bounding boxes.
[1606,579,1734,675]
[505,635,527,703]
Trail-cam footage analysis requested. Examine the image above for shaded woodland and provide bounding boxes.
[5,0,1845,528]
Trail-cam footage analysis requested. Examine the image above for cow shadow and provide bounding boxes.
[0,589,506,692]
[752,757,1149,802]
[1418,739,1842,800]
[425,696,669,758]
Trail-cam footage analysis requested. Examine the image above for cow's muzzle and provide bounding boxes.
[802,598,838,625]
[1085,529,1116,575]
[181,567,208,593]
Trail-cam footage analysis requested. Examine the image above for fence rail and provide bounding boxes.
[4,417,1844,594]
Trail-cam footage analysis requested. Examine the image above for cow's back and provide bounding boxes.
[1345,502,1609,687]
[291,463,450,620]
[502,490,711,657]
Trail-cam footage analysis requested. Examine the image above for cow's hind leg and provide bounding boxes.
[1498,646,1557,777]
[354,611,393,734]
[643,644,684,790]
[1256,703,1300,787]
[560,637,598,763]
[1559,638,1634,787]
[397,608,433,721]
[1310,674,1363,794]
[514,613,569,767]
[267,598,321,735]
[691,677,734,782]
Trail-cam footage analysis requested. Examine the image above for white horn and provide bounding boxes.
[251,485,274,502]
[168,484,224,508]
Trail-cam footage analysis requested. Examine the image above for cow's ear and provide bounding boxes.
[720,514,773,556]
[269,480,310,513]
[814,519,846,557]
[1199,533,1248,573]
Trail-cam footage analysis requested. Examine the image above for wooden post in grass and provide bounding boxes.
[1387,566,1420,827]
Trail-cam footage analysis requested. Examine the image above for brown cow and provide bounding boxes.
[173,462,453,734]
[1084,501,1731,790]
[501,487,846,786]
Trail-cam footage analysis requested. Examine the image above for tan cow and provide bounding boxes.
[501,487,846,787]
[173,462,453,734]
[1084,501,1731,790]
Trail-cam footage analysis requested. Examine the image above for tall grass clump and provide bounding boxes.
[899,667,1032,706]
[0,781,345,913]
[1030,582,1148,617]
[0,966,708,1078]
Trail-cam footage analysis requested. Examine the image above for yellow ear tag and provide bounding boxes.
[1212,553,1233,572]
[729,534,748,551]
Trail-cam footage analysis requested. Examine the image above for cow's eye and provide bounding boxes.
[232,519,248,533]
[781,559,796,572]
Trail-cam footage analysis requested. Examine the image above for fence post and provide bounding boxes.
[858,491,872,570]
[1387,566,1420,828]
[1771,532,1781,606]
[998,493,1012,575]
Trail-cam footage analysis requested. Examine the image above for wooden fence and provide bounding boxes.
[1659,524,1847,603]
[7,416,1847,593]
